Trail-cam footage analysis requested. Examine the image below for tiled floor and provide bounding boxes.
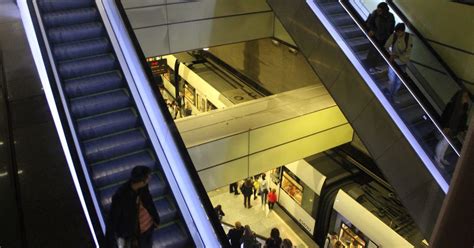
[209,186,319,248]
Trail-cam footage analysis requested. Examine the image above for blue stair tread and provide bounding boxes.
[53,38,111,61]
[48,22,105,44]
[70,89,131,118]
[84,129,148,163]
[155,198,178,224]
[153,223,190,248]
[38,0,94,12]
[43,7,99,28]
[64,71,123,98]
[77,108,138,140]
[58,54,117,79]
[91,151,157,188]
[99,175,168,212]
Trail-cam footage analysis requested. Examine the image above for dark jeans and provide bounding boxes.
[268,202,275,210]
[229,182,239,194]
[253,188,258,199]
[366,38,388,68]
[244,195,251,208]
[139,228,154,248]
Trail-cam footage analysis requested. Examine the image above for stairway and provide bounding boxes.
[37,1,192,246]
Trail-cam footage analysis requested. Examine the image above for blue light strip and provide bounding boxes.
[18,1,100,246]
[98,0,221,246]
[306,0,449,193]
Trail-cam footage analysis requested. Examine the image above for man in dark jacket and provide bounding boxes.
[227,221,244,248]
[106,166,160,248]
[366,2,395,73]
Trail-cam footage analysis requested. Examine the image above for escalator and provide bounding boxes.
[20,0,226,246]
[268,0,466,238]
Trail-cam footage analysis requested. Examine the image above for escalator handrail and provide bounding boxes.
[109,0,230,246]
[338,0,461,157]
[385,0,469,92]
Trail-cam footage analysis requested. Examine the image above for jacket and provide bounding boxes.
[267,192,277,203]
[441,92,469,135]
[265,237,282,248]
[384,33,413,64]
[367,11,395,42]
[227,227,244,248]
[241,183,254,196]
[105,182,160,247]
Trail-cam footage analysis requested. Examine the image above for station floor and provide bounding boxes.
[208,186,319,248]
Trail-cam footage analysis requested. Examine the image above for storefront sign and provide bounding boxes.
[146,57,167,76]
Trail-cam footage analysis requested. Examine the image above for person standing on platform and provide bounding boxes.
[253,175,260,201]
[227,221,245,248]
[241,179,254,208]
[214,204,225,221]
[366,2,395,73]
[267,188,277,210]
[259,174,269,206]
[106,166,160,248]
[265,228,282,248]
[229,181,240,195]
[241,225,259,248]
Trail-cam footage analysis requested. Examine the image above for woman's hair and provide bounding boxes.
[395,23,406,32]
[270,228,280,239]
[262,173,266,180]
[377,2,389,13]
[243,225,253,237]
[130,166,151,183]
[281,239,293,248]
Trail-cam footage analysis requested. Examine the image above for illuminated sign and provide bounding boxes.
[146,57,167,76]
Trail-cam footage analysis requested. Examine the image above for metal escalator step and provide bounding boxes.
[53,38,112,61]
[48,22,105,44]
[330,13,353,26]
[64,70,123,98]
[399,104,425,124]
[411,121,435,140]
[77,108,139,140]
[38,0,94,12]
[321,2,345,15]
[347,37,371,52]
[155,198,178,224]
[99,174,168,213]
[70,89,131,118]
[84,129,148,163]
[153,223,190,248]
[43,8,99,28]
[339,25,364,39]
[91,150,157,188]
[58,54,117,79]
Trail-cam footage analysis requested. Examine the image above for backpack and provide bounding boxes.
[391,33,410,52]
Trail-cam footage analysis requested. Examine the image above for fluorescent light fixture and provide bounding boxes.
[202,47,209,51]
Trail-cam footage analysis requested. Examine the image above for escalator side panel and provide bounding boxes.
[267,0,443,237]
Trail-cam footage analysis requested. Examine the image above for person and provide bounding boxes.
[229,181,240,195]
[264,228,282,248]
[281,239,293,248]
[334,241,344,248]
[227,221,244,248]
[324,232,339,248]
[366,2,395,73]
[105,166,160,248]
[384,23,413,98]
[241,179,254,208]
[259,174,269,206]
[267,188,277,210]
[253,175,260,200]
[435,89,471,168]
[241,225,260,248]
[214,204,225,221]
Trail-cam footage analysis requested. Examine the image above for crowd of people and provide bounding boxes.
[231,173,278,210]
[227,222,294,248]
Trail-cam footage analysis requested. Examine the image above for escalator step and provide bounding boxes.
[64,71,123,98]
[155,198,178,224]
[84,129,148,163]
[339,25,364,39]
[330,13,353,26]
[321,2,345,15]
[38,0,94,12]
[399,104,425,124]
[347,37,371,52]
[77,108,139,140]
[43,8,99,28]
[70,89,131,118]
[53,38,112,61]
[153,223,190,248]
[99,174,168,213]
[91,151,157,188]
[58,54,117,79]
[48,22,105,44]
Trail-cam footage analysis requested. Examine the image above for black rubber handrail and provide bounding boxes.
[386,0,469,93]
[113,1,230,246]
[338,0,463,156]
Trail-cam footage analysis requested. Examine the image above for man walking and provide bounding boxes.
[106,166,160,248]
